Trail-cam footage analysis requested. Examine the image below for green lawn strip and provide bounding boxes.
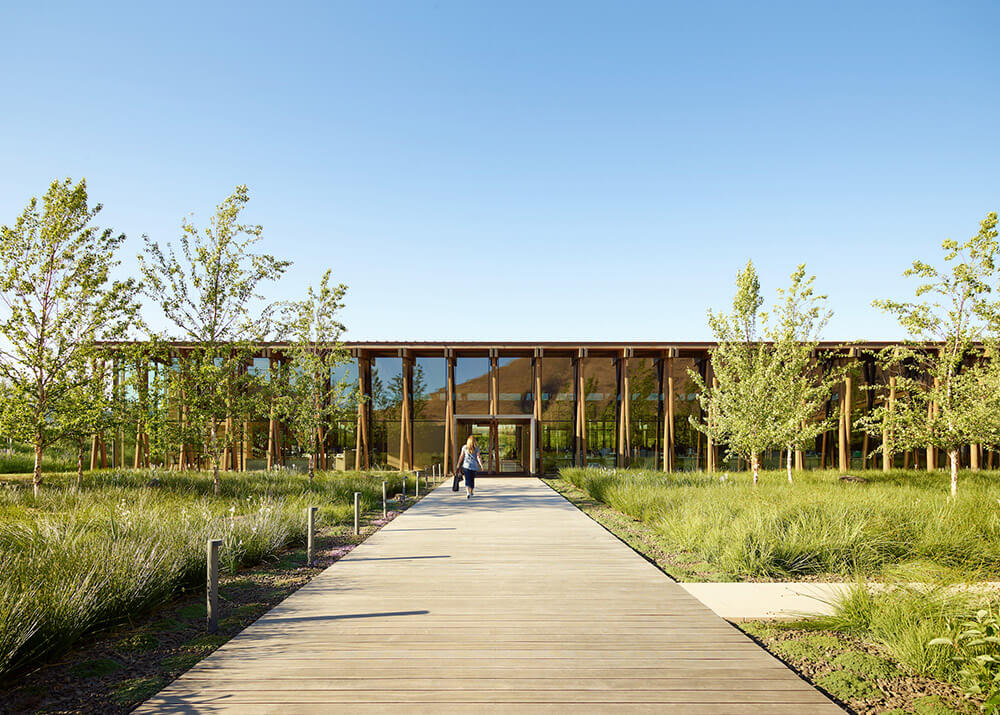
[0,472,441,713]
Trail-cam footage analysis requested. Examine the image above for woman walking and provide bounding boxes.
[455,435,483,499]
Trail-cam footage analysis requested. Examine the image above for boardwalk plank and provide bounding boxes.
[136,478,839,713]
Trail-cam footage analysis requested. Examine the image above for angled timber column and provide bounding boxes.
[838,347,856,473]
[354,352,371,470]
[398,349,413,472]
[617,348,632,468]
[574,348,588,468]
[663,349,676,472]
[444,350,456,472]
[705,354,716,474]
[532,348,543,476]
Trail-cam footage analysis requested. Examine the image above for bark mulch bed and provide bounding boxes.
[0,493,430,715]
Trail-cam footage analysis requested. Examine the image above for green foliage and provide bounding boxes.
[930,609,1000,711]
[116,632,160,652]
[0,178,139,492]
[273,270,354,479]
[0,468,389,677]
[561,468,1000,579]
[863,212,1000,497]
[690,262,839,482]
[70,657,122,678]
[832,650,900,679]
[110,676,166,706]
[816,669,883,701]
[138,186,290,492]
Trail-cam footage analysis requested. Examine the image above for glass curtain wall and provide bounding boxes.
[329,360,359,469]
[584,357,617,467]
[539,357,574,473]
[413,356,447,470]
[454,357,491,415]
[671,358,702,471]
[371,357,403,469]
[497,357,533,414]
[628,358,661,469]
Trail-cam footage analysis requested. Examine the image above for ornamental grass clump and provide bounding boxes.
[560,467,1000,580]
[0,468,391,677]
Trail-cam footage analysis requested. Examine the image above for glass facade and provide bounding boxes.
[628,357,661,469]
[455,357,490,415]
[371,357,403,469]
[413,357,447,469]
[539,357,575,472]
[497,357,533,414]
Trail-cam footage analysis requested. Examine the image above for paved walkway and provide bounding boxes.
[137,478,839,713]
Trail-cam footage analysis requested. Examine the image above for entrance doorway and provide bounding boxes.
[454,415,536,475]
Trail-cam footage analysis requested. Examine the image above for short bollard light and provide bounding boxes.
[306,506,317,566]
[401,477,406,504]
[354,491,361,536]
[206,538,222,633]
[415,470,420,498]
[382,480,387,518]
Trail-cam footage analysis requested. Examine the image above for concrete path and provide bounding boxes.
[136,478,839,713]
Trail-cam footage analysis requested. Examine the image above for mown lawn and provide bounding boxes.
[560,467,1000,581]
[0,468,412,679]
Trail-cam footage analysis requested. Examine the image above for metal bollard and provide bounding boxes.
[306,506,317,566]
[207,538,221,633]
[382,480,387,518]
[401,476,406,504]
[354,492,360,536]
[416,470,420,498]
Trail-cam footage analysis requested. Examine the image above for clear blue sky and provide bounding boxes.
[1,1,997,341]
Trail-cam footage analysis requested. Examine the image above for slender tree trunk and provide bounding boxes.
[33,437,43,497]
[309,453,315,482]
[786,444,793,483]
[77,444,84,487]
[949,448,959,498]
[751,453,760,486]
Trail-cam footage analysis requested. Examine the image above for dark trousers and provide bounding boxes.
[462,468,477,489]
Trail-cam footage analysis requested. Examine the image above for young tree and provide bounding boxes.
[690,261,838,484]
[139,185,290,493]
[55,359,118,485]
[0,179,138,495]
[859,212,1000,497]
[273,271,353,481]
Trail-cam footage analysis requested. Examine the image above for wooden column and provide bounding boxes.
[927,364,940,471]
[971,443,980,471]
[398,350,412,472]
[574,349,588,467]
[663,351,676,472]
[134,359,148,469]
[355,354,371,470]
[444,350,456,472]
[883,375,896,472]
[90,359,104,470]
[795,420,805,471]
[489,349,498,472]
[266,355,277,470]
[532,348,543,476]
[112,357,121,468]
[705,357,715,473]
[839,348,855,473]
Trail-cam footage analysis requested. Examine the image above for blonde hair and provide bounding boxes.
[465,435,477,453]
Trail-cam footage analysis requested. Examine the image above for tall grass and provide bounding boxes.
[0,469,405,677]
[561,467,1000,580]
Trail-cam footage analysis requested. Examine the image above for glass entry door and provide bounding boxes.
[455,417,534,475]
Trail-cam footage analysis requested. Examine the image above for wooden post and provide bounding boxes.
[306,506,316,566]
[926,400,936,472]
[489,350,498,472]
[444,351,456,473]
[206,538,221,633]
[795,421,805,471]
[971,443,980,471]
[354,492,360,536]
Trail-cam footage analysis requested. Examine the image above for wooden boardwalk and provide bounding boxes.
[137,478,839,713]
